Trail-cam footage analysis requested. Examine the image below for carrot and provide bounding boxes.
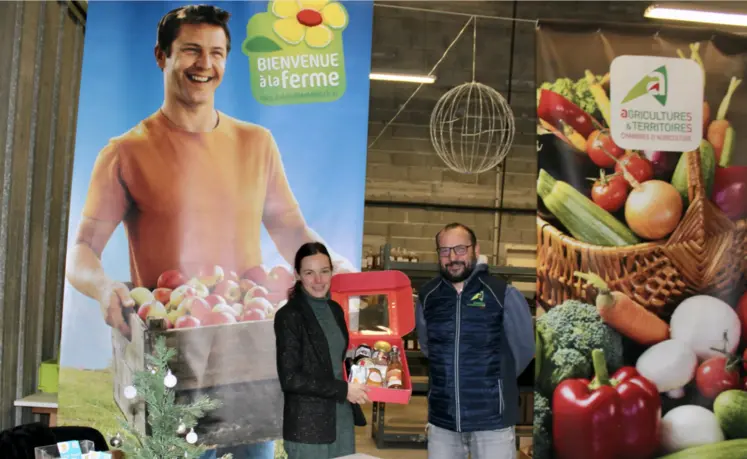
[559,120,587,152]
[574,271,670,346]
[707,76,742,167]
[539,119,587,153]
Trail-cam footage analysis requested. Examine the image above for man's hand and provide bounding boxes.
[98,281,136,339]
[333,257,357,275]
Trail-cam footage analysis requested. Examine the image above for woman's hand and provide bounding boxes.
[346,383,371,405]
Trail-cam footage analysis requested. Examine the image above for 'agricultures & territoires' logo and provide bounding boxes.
[610,55,702,152]
[242,0,349,106]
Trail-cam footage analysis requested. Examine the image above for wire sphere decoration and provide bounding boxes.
[429,81,516,175]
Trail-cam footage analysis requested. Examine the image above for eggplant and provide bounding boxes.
[537,133,600,221]
[643,150,681,182]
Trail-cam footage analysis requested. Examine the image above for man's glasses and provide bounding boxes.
[437,245,472,257]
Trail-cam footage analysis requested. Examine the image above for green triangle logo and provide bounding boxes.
[622,65,668,106]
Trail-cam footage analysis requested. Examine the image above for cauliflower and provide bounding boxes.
[535,299,624,397]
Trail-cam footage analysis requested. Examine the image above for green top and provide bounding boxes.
[283,288,356,458]
[303,289,345,381]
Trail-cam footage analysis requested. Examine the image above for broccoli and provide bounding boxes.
[535,299,624,397]
[537,75,603,116]
[532,391,553,459]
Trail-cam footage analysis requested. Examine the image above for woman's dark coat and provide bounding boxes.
[274,286,365,444]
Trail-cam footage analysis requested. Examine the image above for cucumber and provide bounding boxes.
[714,390,747,439]
[537,169,641,246]
[671,139,716,207]
[657,439,747,458]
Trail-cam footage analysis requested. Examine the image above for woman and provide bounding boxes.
[274,242,370,459]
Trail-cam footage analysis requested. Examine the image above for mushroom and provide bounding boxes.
[636,339,698,399]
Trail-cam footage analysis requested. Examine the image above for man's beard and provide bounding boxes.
[440,259,475,283]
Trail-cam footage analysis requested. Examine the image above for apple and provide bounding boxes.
[242,266,268,286]
[230,303,244,316]
[244,286,269,305]
[167,309,185,326]
[204,294,226,308]
[177,296,212,322]
[214,279,241,303]
[239,278,257,294]
[175,314,201,329]
[152,287,172,306]
[186,278,210,298]
[170,285,197,308]
[190,264,224,288]
[245,297,274,315]
[267,290,288,305]
[157,270,187,290]
[129,287,155,306]
[202,311,237,326]
[265,265,295,293]
[137,300,167,323]
[212,303,240,318]
[226,270,240,283]
[241,308,266,322]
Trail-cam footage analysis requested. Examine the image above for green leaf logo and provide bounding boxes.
[622,65,668,106]
[242,35,282,54]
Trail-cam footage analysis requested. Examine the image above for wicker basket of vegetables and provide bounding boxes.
[536,44,747,317]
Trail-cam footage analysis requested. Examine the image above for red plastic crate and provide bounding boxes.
[331,270,415,404]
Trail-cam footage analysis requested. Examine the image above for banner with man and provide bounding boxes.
[57,1,373,457]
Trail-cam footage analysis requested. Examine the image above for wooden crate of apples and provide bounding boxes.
[133,264,293,328]
[111,264,293,446]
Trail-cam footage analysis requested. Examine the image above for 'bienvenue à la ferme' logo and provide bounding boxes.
[242,0,349,106]
[610,55,702,152]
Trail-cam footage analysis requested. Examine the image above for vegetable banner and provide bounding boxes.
[56,0,373,453]
[534,21,747,459]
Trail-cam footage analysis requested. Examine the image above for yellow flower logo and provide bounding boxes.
[270,0,348,49]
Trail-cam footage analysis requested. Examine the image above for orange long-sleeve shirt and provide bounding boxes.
[81,110,302,288]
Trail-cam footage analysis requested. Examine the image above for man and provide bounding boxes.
[415,223,535,459]
[65,5,352,459]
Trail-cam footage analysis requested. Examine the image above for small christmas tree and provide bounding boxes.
[114,336,231,459]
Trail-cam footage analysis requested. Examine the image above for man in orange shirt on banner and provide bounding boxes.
[65,5,353,458]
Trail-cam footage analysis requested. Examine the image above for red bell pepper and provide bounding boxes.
[712,166,747,220]
[552,349,661,459]
[537,89,597,138]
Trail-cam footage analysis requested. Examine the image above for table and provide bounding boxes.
[14,392,58,426]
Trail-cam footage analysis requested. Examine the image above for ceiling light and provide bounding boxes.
[644,5,747,27]
[369,72,436,84]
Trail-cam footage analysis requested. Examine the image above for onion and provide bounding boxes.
[643,150,681,181]
[624,179,683,240]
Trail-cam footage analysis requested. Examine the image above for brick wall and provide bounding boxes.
[362,0,731,265]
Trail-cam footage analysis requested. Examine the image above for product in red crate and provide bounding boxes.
[331,270,415,404]
[552,349,661,459]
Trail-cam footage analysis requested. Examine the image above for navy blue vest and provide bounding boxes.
[419,267,511,432]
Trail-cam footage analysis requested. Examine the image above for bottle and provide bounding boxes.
[353,344,372,364]
[386,346,403,389]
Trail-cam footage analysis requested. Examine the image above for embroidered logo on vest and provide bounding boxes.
[467,290,486,308]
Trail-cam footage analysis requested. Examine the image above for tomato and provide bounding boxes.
[591,172,630,212]
[586,130,625,168]
[696,356,741,399]
[615,152,655,183]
